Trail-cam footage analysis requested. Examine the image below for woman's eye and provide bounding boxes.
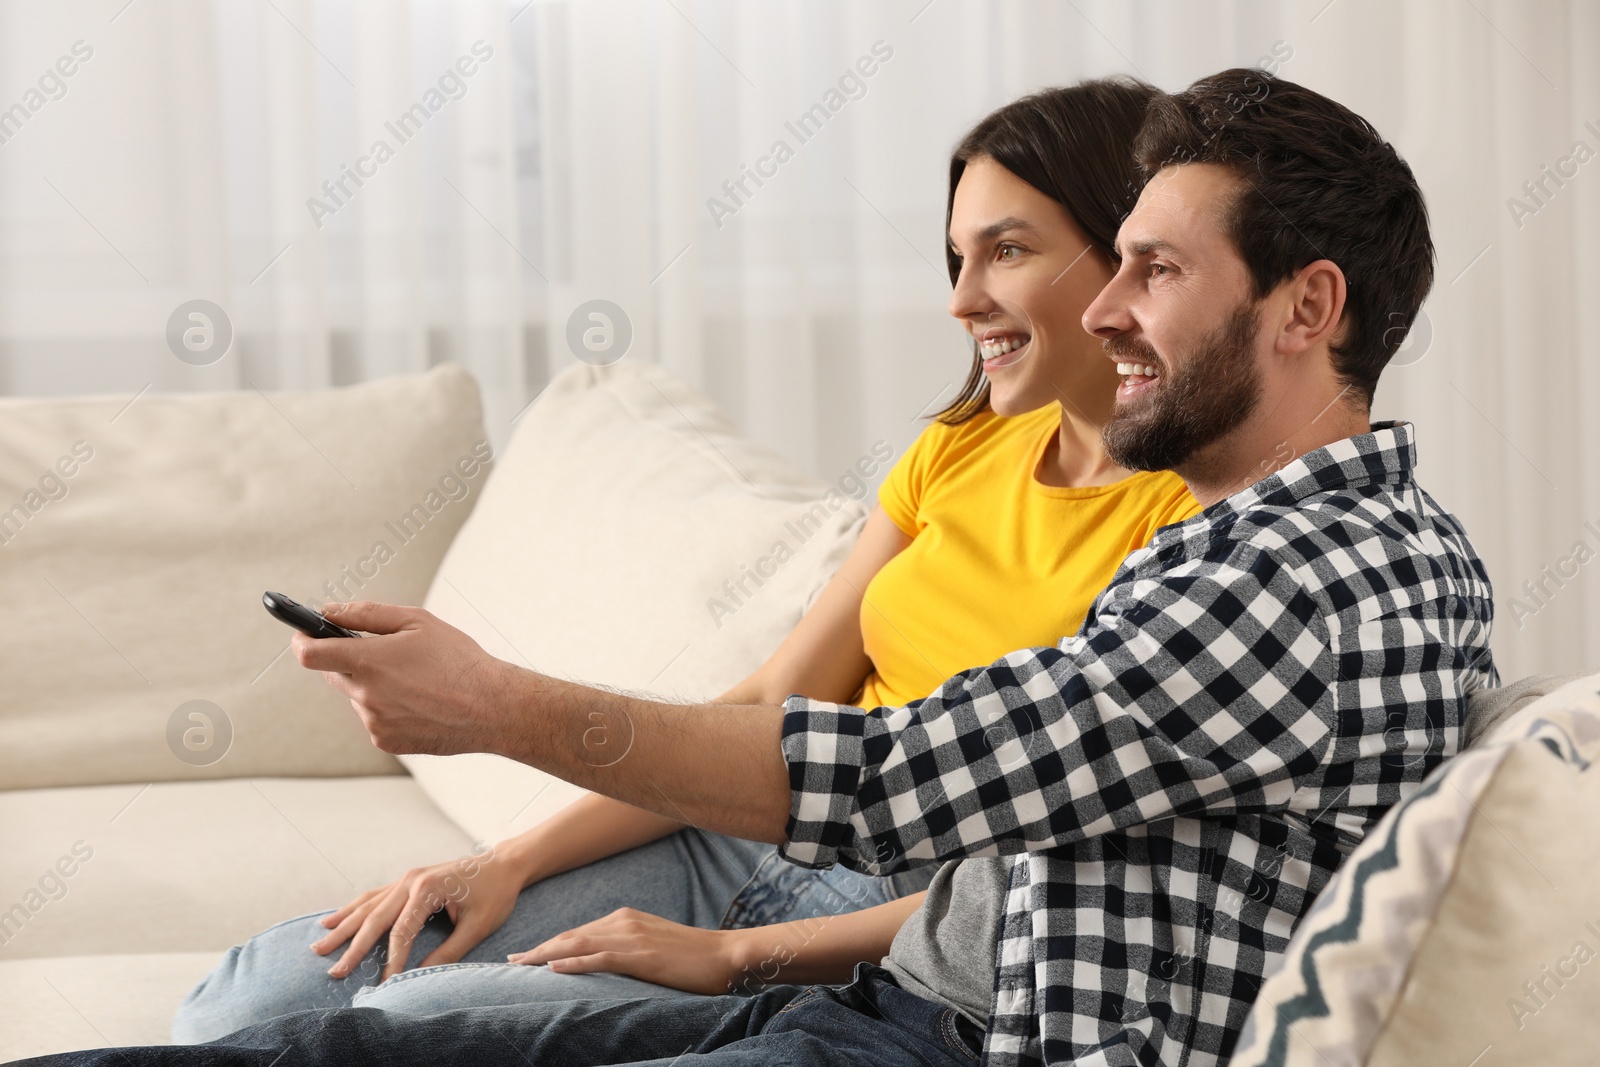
[998,244,1022,261]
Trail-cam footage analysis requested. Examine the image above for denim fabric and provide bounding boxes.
[173,827,934,1041]
[171,829,768,1042]
[719,844,934,930]
[350,961,701,1013]
[22,964,982,1067]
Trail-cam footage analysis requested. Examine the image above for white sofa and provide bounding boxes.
[4,361,1596,1063]
[0,362,869,1059]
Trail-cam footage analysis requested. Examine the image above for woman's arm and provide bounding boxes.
[507,504,913,883]
[316,506,912,976]
[720,506,911,706]
[509,890,929,994]
[724,889,926,989]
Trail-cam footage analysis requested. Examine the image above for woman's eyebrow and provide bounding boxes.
[948,216,1041,248]
[977,217,1040,242]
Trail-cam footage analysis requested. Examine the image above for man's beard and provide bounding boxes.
[1101,301,1263,473]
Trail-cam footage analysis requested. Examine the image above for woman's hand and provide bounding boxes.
[311,844,522,982]
[514,894,930,996]
[508,908,752,995]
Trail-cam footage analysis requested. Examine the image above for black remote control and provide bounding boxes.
[262,591,361,639]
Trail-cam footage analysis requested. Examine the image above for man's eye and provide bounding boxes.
[1150,263,1170,277]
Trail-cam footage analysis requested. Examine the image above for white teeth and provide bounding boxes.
[980,336,1027,359]
[1117,362,1159,378]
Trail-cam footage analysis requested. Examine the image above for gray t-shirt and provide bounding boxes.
[880,857,1009,1027]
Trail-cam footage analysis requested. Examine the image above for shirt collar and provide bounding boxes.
[1209,420,1417,518]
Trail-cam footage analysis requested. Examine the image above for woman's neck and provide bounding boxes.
[1035,402,1134,489]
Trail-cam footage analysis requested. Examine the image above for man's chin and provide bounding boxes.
[1104,403,1156,441]
[1108,395,1148,419]
[1103,413,1182,472]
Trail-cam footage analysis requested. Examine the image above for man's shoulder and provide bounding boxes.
[1164,478,1493,623]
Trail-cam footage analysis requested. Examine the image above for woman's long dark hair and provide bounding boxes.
[936,77,1159,424]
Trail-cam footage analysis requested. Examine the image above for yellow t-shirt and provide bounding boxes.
[856,405,1201,709]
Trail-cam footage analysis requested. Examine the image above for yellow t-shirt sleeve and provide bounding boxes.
[877,420,955,537]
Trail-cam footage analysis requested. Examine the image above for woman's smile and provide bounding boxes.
[979,331,1031,372]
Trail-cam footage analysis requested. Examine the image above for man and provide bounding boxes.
[18,68,1496,1067]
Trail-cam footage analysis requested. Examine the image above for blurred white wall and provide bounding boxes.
[0,0,1595,681]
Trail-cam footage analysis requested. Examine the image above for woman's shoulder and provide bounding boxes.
[1115,468,1203,524]
[908,404,1055,468]
[880,406,1054,533]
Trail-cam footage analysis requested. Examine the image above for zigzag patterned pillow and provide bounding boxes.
[1231,674,1600,1067]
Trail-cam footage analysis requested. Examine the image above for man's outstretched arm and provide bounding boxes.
[498,670,795,844]
[296,535,1339,869]
[291,600,794,843]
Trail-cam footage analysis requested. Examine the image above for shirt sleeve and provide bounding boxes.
[876,420,952,537]
[778,540,1338,874]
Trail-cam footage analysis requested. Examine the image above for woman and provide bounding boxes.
[173,75,1199,1040]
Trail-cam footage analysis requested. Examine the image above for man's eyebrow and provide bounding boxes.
[947,216,1041,248]
[1118,237,1180,259]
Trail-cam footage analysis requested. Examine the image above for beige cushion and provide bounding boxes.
[1478,671,1600,749]
[1232,672,1600,1067]
[1462,671,1589,748]
[0,777,473,961]
[1365,731,1600,1063]
[0,953,220,1059]
[0,365,490,789]
[403,361,869,843]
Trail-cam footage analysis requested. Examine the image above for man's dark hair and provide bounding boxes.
[937,76,1159,425]
[1133,67,1433,407]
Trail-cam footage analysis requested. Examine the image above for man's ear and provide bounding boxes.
[1274,259,1347,357]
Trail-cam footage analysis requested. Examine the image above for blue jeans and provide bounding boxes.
[22,964,984,1067]
[172,827,933,1042]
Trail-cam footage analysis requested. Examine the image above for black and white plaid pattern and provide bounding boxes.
[779,423,1497,1067]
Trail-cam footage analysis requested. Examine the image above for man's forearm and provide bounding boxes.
[495,666,793,844]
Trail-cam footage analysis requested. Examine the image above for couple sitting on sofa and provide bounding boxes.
[21,67,1498,1067]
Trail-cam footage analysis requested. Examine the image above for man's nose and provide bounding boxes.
[1083,269,1135,339]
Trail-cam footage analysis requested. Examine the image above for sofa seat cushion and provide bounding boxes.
[0,953,219,1060]
[0,777,473,962]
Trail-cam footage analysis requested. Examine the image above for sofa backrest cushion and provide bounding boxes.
[1462,672,1587,748]
[401,361,869,843]
[0,365,489,789]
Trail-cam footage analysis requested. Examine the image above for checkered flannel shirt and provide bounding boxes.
[778,423,1497,1067]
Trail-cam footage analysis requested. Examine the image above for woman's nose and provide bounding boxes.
[947,265,992,322]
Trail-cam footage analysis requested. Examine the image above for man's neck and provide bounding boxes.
[1178,388,1372,508]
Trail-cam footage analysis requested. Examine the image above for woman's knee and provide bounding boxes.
[170,911,369,1043]
[350,963,497,1014]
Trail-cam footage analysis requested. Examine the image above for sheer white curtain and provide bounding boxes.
[0,0,525,415]
[0,0,1595,680]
